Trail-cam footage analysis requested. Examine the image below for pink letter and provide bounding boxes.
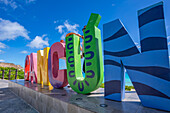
[48,42,68,88]
[29,53,37,83]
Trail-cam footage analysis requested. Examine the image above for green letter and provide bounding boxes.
[65,13,103,94]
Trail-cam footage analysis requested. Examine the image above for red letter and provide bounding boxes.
[24,55,30,81]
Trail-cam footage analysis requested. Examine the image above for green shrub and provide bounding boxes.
[100,83,104,88]
[100,83,134,91]
[0,67,24,80]
[125,86,134,91]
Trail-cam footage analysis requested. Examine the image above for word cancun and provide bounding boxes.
[25,13,103,94]
[24,2,170,112]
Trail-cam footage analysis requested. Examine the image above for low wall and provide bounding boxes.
[8,80,93,113]
[8,80,168,113]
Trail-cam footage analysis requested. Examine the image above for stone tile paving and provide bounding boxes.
[0,80,38,113]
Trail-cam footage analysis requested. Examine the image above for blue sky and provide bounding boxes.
[0,0,170,67]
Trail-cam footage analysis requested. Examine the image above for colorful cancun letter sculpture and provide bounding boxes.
[24,55,30,81]
[65,13,104,94]
[48,42,68,88]
[43,47,51,86]
[29,53,37,83]
[37,50,44,84]
[104,2,170,111]
[37,47,51,86]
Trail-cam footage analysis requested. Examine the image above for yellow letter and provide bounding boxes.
[37,47,51,86]
[37,50,43,85]
[43,47,51,86]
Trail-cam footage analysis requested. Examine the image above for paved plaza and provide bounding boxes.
[7,80,170,113]
[0,80,38,113]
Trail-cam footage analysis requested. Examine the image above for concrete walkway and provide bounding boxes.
[1,79,169,113]
[0,79,38,113]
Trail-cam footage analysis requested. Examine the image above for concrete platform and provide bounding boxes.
[0,80,38,113]
[8,80,168,113]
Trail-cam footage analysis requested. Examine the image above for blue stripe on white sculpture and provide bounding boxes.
[104,1,170,111]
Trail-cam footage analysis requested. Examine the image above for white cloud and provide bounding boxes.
[0,0,17,9]
[0,18,30,41]
[60,32,67,40]
[55,20,79,39]
[168,36,170,39]
[56,25,65,34]
[64,20,79,34]
[0,42,6,53]
[0,42,7,48]
[54,20,59,24]
[21,50,29,54]
[0,59,5,62]
[42,34,47,38]
[26,0,36,3]
[112,4,115,6]
[0,50,4,54]
[0,0,36,9]
[27,35,49,49]
[134,42,138,45]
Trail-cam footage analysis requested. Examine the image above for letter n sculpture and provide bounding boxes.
[103,2,170,111]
